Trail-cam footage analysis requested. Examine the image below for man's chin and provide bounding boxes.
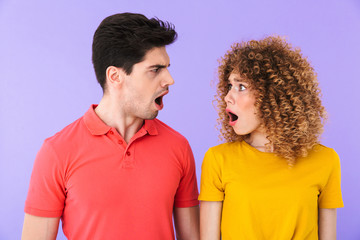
[143,111,158,120]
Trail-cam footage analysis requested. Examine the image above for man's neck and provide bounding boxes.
[95,97,144,143]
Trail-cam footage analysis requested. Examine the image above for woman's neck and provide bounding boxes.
[245,129,273,152]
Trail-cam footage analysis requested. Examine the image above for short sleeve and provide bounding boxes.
[198,148,224,201]
[174,141,199,208]
[24,141,66,217]
[319,149,344,208]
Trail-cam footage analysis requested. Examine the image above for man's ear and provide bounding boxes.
[105,66,125,89]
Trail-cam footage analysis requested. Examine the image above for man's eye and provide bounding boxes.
[152,68,160,73]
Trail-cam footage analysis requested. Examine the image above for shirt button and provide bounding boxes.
[126,151,131,156]
[118,140,123,144]
[109,130,113,134]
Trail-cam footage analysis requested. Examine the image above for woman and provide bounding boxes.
[199,36,343,240]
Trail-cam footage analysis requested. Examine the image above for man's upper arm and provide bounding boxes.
[21,213,60,240]
[25,141,66,217]
[173,140,200,239]
[23,141,64,239]
[174,140,199,208]
[173,206,200,240]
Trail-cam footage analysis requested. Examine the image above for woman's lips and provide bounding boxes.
[229,119,237,126]
[226,108,238,126]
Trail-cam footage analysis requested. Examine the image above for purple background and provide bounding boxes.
[1,0,359,239]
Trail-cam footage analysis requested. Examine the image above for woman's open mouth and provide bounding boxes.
[226,109,238,126]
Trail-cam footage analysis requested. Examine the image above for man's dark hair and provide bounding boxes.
[92,13,177,92]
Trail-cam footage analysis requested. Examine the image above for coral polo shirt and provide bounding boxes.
[25,105,199,240]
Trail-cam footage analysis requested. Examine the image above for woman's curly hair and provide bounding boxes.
[216,36,326,165]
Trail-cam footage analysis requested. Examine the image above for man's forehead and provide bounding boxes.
[142,47,170,66]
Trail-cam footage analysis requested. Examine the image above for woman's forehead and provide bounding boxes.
[228,72,250,83]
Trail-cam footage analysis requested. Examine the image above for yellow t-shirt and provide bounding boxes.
[198,141,343,240]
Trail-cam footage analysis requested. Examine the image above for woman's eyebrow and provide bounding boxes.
[233,78,250,84]
[233,77,243,82]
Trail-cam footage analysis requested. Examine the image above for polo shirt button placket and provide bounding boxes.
[122,147,134,168]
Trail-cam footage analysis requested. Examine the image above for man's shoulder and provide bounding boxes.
[152,118,189,145]
[44,116,85,148]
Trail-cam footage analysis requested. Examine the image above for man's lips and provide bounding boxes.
[154,90,169,110]
[226,108,238,126]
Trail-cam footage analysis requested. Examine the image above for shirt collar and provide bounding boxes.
[144,119,158,136]
[83,104,111,135]
[83,104,158,136]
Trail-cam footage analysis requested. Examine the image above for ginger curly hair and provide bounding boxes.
[216,36,326,165]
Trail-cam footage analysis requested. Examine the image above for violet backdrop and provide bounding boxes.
[1,0,359,239]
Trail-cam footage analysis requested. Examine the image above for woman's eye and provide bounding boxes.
[227,84,232,91]
[227,83,246,92]
[239,84,246,91]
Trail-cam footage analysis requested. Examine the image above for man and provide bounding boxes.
[22,13,199,240]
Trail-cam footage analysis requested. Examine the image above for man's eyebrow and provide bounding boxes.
[148,64,170,69]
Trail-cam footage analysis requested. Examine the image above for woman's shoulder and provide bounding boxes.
[207,141,241,154]
[202,142,242,168]
[304,144,340,166]
[310,144,338,157]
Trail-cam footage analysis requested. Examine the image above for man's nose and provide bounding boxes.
[161,69,174,87]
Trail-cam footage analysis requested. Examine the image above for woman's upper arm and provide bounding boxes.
[318,208,337,240]
[200,201,222,240]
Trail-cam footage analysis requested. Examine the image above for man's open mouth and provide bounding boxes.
[154,90,169,110]
[155,96,163,106]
